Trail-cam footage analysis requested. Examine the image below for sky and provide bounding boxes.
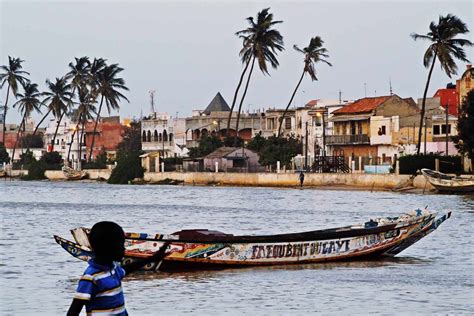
[1,0,473,125]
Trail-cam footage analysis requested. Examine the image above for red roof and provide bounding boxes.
[305,99,318,107]
[433,88,458,115]
[333,96,392,115]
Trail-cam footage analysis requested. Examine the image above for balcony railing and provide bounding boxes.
[326,134,369,145]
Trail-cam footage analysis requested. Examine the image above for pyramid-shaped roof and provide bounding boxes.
[203,92,230,114]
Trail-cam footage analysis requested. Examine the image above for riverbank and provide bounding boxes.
[3,169,435,191]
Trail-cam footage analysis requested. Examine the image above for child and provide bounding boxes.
[67,221,170,316]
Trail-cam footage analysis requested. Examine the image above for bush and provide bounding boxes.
[399,154,463,174]
[13,150,36,170]
[21,160,47,180]
[189,136,223,158]
[0,143,10,164]
[40,151,63,168]
[20,134,44,148]
[107,153,144,184]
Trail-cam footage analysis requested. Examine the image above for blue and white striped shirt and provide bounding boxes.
[75,259,127,315]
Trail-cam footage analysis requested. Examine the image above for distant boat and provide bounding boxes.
[421,168,474,193]
[62,166,87,180]
[54,209,450,271]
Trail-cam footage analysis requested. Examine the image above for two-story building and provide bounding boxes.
[141,113,187,158]
[327,95,419,163]
[185,92,262,147]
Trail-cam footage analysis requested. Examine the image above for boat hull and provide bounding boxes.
[421,168,474,193]
[54,210,450,271]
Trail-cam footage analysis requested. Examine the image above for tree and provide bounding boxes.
[67,86,97,163]
[42,77,73,150]
[250,135,302,169]
[108,121,143,184]
[89,63,129,161]
[0,143,10,164]
[232,8,284,146]
[411,14,472,155]
[188,135,223,158]
[11,82,43,161]
[453,90,474,164]
[277,36,332,137]
[0,56,30,144]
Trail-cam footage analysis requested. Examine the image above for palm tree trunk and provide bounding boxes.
[88,95,104,162]
[226,58,251,137]
[11,115,25,163]
[278,69,306,137]
[78,120,85,169]
[1,84,11,144]
[51,111,66,152]
[417,51,438,155]
[67,119,80,162]
[234,56,256,147]
[32,108,52,136]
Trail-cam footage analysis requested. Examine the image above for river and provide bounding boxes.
[0,181,473,315]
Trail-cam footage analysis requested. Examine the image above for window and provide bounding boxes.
[314,116,322,127]
[433,125,440,135]
[142,131,147,142]
[267,118,275,130]
[358,122,363,135]
[441,124,451,134]
[285,117,292,130]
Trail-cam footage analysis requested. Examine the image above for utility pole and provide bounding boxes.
[322,110,326,158]
[424,116,428,155]
[149,90,156,117]
[305,121,309,170]
[445,105,449,156]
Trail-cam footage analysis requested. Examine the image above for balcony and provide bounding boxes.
[326,134,370,145]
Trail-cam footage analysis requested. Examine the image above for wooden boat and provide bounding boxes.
[62,166,87,180]
[54,209,450,271]
[421,168,474,193]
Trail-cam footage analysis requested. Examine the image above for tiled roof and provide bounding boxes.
[332,96,392,115]
[203,92,230,114]
[305,99,318,107]
[204,147,239,159]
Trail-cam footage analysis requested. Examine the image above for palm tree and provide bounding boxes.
[32,57,91,136]
[277,36,332,137]
[67,86,97,163]
[42,77,73,151]
[11,82,42,160]
[0,56,30,144]
[233,8,284,146]
[411,14,472,155]
[88,63,129,161]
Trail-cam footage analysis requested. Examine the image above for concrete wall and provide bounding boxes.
[44,169,111,180]
[144,171,433,190]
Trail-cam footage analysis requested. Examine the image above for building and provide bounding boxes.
[261,108,295,137]
[414,97,458,155]
[456,64,473,109]
[84,116,125,161]
[327,95,420,163]
[201,147,264,172]
[185,92,263,148]
[141,113,183,158]
[434,84,458,115]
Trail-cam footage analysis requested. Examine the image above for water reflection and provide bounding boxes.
[1,181,473,315]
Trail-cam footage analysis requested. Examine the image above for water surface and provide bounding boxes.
[0,181,473,315]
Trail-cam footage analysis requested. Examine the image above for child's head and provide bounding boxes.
[89,221,125,262]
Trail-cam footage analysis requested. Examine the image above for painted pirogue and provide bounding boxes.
[54,209,450,271]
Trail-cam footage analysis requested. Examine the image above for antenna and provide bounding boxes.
[364,83,367,98]
[389,77,393,95]
[149,90,156,114]
[338,89,342,104]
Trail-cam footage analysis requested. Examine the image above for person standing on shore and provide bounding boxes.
[299,171,305,188]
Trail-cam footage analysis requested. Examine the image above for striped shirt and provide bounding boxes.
[74,259,127,315]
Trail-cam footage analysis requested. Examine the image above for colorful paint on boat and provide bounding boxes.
[54,209,450,271]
